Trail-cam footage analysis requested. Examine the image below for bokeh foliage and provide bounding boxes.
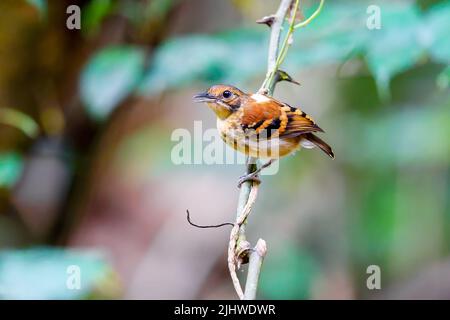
[0,0,449,299]
[80,1,450,119]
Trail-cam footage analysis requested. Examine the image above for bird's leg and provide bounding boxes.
[237,159,276,188]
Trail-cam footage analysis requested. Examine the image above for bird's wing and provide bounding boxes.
[241,99,322,138]
[280,106,324,138]
[241,99,281,133]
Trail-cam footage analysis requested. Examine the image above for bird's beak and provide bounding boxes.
[193,92,215,103]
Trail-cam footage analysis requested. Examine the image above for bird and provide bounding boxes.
[193,84,334,187]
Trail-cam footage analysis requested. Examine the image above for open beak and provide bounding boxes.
[193,92,215,103]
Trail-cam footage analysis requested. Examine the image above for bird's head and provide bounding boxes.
[193,85,246,120]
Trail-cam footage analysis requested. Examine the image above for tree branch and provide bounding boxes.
[266,0,293,79]
[227,0,297,300]
[259,0,293,95]
[228,183,259,299]
[243,239,267,300]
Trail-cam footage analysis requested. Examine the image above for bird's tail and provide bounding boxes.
[303,133,335,159]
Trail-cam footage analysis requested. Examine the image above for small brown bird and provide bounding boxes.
[193,84,334,186]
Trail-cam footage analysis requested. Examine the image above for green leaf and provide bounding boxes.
[215,29,267,85]
[136,1,448,100]
[425,1,450,64]
[139,36,230,95]
[138,30,268,95]
[341,105,450,168]
[0,247,117,299]
[436,65,450,90]
[0,153,23,188]
[365,3,424,100]
[80,46,146,121]
[289,1,368,64]
[145,0,177,21]
[82,0,114,36]
[355,175,397,261]
[0,108,39,138]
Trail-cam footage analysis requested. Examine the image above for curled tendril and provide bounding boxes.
[295,0,324,29]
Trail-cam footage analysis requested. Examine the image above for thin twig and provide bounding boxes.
[274,0,300,73]
[294,0,324,29]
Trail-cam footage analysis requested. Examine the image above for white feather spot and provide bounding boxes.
[251,93,270,103]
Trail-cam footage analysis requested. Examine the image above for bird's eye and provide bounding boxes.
[222,90,232,99]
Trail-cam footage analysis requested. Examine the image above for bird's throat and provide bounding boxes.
[207,102,232,120]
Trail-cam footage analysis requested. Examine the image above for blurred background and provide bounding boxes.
[0,0,449,299]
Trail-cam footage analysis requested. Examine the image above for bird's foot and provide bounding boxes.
[237,173,261,188]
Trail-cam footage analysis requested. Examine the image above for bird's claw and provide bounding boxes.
[237,174,261,188]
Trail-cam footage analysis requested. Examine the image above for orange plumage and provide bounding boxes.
[194,84,334,160]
